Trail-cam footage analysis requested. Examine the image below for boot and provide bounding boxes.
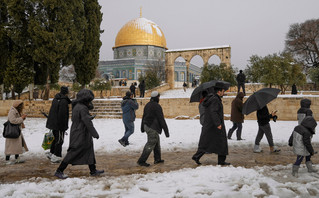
[292,165,299,177]
[253,145,262,153]
[51,155,62,163]
[306,161,318,173]
[270,146,281,153]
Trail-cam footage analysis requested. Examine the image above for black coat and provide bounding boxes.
[63,89,99,165]
[197,93,228,155]
[46,93,71,131]
[257,106,274,126]
[141,98,169,137]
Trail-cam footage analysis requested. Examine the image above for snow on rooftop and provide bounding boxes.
[166,45,231,52]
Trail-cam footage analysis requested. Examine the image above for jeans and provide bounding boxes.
[255,124,274,147]
[294,155,311,166]
[50,130,65,157]
[228,122,243,139]
[138,125,161,163]
[237,83,245,95]
[120,120,134,144]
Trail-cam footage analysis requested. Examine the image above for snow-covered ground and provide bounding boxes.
[0,88,319,198]
[1,117,319,197]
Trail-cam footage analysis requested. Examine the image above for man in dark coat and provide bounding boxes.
[118,91,139,146]
[138,80,145,98]
[192,83,230,166]
[54,89,104,179]
[137,91,169,167]
[253,105,280,153]
[236,70,246,95]
[46,86,71,163]
[228,92,245,140]
[129,83,136,98]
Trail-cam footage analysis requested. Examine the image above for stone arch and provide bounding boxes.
[165,45,231,88]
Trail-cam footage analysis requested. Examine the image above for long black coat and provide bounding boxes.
[197,93,228,155]
[63,89,99,165]
[46,93,71,131]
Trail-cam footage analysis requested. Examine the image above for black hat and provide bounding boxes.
[60,86,69,95]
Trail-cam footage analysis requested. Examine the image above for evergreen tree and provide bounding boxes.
[200,63,236,85]
[246,53,306,93]
[0,1,9,85]
[74,0,102,87]
[28,0,78,99]
[4,0,34,98]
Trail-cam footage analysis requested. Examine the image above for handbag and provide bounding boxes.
[3,121,21,138]
[42,130,55,150]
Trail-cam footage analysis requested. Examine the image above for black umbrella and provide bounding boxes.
[242,88,280,115]
[190,80,231,102]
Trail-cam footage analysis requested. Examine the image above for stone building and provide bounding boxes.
[98,15,201,85]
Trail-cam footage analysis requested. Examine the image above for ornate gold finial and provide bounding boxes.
[140,6,142,17]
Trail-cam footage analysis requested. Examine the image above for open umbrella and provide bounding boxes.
[242,88,280,115]
[190,80,231,102]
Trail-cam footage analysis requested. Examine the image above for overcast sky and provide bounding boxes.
[98,0,319,70]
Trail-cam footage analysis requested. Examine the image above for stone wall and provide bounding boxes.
[1,96,318,121]
[134,96,319,121]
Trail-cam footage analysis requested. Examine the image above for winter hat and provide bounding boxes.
[151,91,160,97]
[126,91,132,97]
[12,100,23,108]
[60,86,69,95]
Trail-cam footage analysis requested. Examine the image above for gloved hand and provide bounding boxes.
[273,115,278,122]
[96,135,99,140]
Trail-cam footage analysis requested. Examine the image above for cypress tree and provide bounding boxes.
[4,0,34,98]
[0,1,9,85]
[28,0,76,99]
[74,0,102,86]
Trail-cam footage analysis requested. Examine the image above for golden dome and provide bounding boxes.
[114,17,167,49]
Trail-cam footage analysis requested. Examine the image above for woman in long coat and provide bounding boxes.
[192,85,229,165]
[5,100,28,164]
[228,92,245,140]
[54,89,103,179]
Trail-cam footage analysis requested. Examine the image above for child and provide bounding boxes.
[297,99,312,125]
[289,116,317,177]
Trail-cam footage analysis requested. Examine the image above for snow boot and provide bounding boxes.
[51,155,62,163]
[15,156,25,164]
[45,152,52,159]
[270,146,281,154]
[292,165,299,177]
[54,171,68,179]
[306,161,318,173]
[90,169,104,176]
[253,145,262,153]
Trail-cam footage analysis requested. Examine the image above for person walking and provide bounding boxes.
[253,105,281,153]
[291,84,297,94]
[297,98,312,124]
[54,89,104,179]
[228,92,245,140]
[130,83,136,98]
[137,91,169,167]
[5,100,28,165]
[192,83,230,166]
[183,82,187,92]
[289,116,317,177]
[46,86,71,163]
[118,91,139,147]
[236,70,246,95]
[138,80,145,98]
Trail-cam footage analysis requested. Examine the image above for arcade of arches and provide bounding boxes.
[165,46,231,88]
